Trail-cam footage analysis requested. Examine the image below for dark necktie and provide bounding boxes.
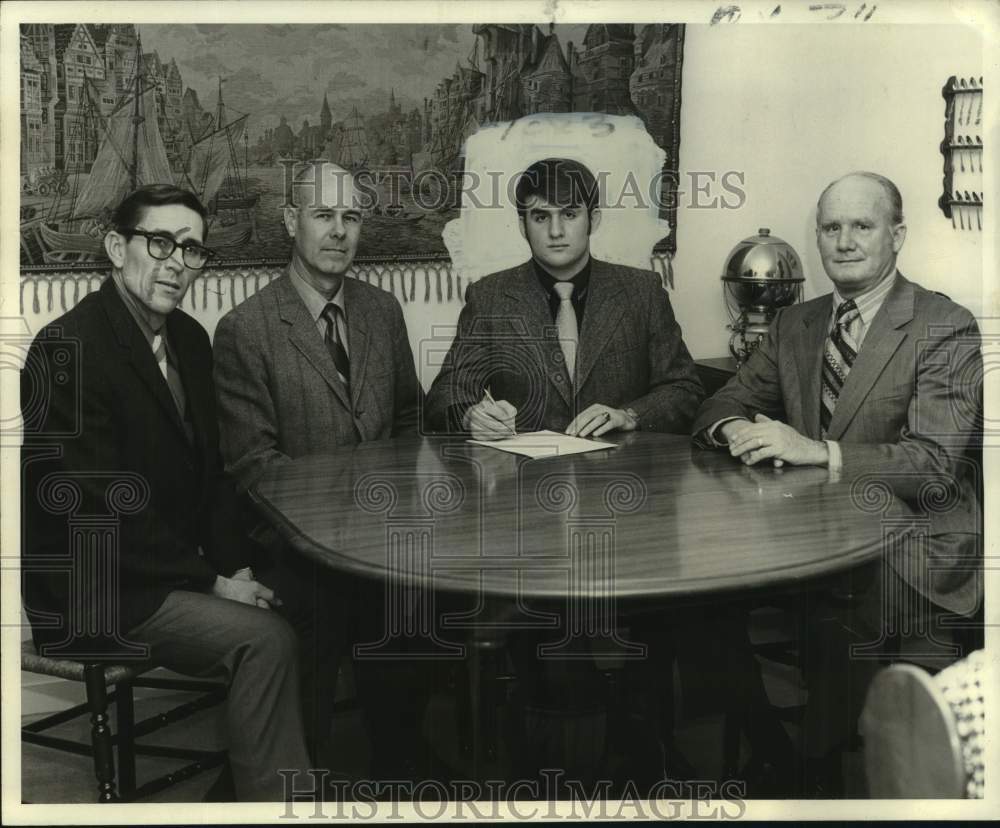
[152,331,186,417]
[820,299,860,436]
[321,302,350,387]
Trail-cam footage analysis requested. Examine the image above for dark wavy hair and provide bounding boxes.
[111,184,209,238]
[514,157,600,220]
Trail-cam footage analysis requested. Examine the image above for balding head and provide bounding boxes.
[817,172,903,226]
[289,161,362,212]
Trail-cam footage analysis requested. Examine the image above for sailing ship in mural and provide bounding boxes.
[34,36,175,264]
[26,37,257,265]
[180,78,258,244]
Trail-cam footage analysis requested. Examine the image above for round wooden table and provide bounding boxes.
[252,432,892,779]
[251,432,889,601]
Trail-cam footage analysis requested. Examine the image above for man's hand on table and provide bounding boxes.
[566,403,637,437]
[722,414,829,468]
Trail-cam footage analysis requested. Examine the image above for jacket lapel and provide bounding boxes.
[277,271,351,411]
[99,280,189,441]
[502,263,573,406]
[826,274,912,439]
[343,278,371,406]
[166,312,209,455]
[790,299,831,439]
[575,259,626,392]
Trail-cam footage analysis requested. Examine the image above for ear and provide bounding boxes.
[891,221,907,253]
[517,215,527,241]
[104,230,127,270]
[588,208,602,235]
[283,206,298,238]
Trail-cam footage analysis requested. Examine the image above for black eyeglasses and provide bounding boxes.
[128,228,215,270]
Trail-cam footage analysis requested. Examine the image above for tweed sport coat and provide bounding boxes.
[692,274,983,616]
[213,270,422,492]
[425,258,704,434]
[21,279,248,650]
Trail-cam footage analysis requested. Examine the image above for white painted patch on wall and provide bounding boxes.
[443,113,671,281]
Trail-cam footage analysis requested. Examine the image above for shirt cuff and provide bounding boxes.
[825,439,842,481]
[706,417,749,447]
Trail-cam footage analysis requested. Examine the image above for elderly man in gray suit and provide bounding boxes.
[214,161,424,776]
[692,171,982,794]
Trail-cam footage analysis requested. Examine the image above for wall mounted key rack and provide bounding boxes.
[939,75,983,231]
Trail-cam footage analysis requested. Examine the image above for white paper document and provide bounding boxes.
[467,429,617,459]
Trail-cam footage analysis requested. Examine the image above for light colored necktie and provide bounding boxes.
[151,331,187,418]
[553,281,578,383]
[820,299,860,436]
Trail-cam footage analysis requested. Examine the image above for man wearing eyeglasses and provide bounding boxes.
[21,184,311,801]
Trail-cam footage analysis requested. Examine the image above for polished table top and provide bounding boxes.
[250,433,890,601]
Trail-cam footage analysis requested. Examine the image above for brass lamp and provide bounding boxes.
[721,228,804,366]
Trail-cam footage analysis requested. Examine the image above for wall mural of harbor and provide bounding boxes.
[19,23,684,267]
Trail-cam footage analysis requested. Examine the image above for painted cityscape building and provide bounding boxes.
[251,23,680,175]
[19,23,204,181]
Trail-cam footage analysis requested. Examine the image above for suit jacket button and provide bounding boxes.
[355,408,364,418]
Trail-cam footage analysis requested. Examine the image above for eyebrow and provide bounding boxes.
[529,205,580,214]
[145,225,199,239]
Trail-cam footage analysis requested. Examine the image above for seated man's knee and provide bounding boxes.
[245,610,300,666]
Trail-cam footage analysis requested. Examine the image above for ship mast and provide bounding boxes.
[216,76,225,128]
[130,33,144,190]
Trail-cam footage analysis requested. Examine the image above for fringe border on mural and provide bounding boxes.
[19,254,674,317]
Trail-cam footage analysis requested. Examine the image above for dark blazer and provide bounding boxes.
[425,258,704,434]
[21,279,247,650]
[213,271,422,492]
[692,274,982,615]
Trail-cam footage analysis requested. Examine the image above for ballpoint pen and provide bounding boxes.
[483,387,516,436]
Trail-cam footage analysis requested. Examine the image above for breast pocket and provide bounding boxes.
[859,387,912,440]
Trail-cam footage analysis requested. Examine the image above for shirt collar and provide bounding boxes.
[111,272,162,348]
[288,261,346,323]
[533,257,591,298]
[831,270,897,328]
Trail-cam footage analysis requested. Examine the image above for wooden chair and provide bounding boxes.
[22,641,228,802]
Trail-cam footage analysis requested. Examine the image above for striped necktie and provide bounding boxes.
[553,281,578,384]
[151,331,186,418]
[321,302,350,387]
[820,299,860,436]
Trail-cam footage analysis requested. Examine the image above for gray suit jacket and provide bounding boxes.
[214,271,422,491]
[425,258,704,434]
[692,274,982,615]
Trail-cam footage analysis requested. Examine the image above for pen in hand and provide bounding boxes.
[482,387,517,437]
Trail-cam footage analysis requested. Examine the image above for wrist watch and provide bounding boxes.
[624,407,640,430]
